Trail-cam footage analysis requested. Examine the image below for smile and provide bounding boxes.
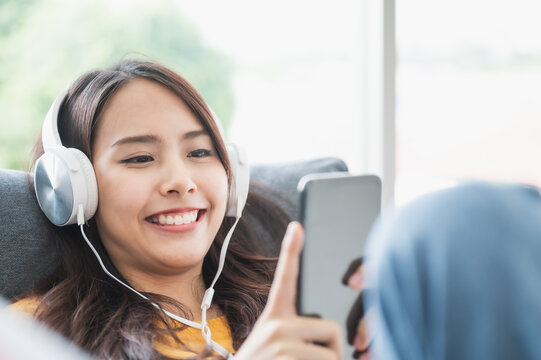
[146,209,203,226]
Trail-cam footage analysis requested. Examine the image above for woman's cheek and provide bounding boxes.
[96,169,141,219]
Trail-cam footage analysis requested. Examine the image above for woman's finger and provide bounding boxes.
[264,221,304,318]
[353,319,370,351]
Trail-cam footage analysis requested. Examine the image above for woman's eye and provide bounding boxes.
[188,149,212,158]
[120,155,154,164]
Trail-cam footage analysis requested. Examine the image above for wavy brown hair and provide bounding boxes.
[25,59,291,359]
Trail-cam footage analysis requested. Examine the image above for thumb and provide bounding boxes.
[264,221,304,318]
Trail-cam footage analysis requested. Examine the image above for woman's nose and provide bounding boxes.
[159,160,197,197]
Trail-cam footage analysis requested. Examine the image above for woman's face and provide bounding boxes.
[91,78,228,282]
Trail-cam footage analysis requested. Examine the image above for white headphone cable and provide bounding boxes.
[76,205,235,359]
[200,217,240,347]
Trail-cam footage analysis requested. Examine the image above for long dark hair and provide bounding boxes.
[26,59,291,359]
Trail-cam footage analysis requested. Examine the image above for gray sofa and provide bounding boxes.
[0,157,348,299]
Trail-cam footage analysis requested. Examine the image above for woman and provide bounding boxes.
[13,59,342,359]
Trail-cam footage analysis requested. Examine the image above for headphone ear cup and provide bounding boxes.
[225,143,250,218]
[34,146,98,226]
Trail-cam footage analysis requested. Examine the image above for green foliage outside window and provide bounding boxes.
[0,0,234,170]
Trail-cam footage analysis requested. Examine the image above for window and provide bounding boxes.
[1,0,372,180]
[396,0,541,205]
[181,1,368,173]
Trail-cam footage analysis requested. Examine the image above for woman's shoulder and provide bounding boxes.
[9,296,41,315]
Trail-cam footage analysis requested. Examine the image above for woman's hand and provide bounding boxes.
[234,222,343,360]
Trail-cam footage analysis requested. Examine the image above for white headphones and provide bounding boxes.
[34,88,250,226]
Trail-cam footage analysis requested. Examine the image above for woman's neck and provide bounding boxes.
[120,266,218,321]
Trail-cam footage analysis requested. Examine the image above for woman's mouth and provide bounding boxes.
[146,209,205,226]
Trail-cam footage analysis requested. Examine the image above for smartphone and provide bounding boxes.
[297,172,381,358]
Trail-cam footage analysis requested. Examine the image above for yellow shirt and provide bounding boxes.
[11,297,235,359]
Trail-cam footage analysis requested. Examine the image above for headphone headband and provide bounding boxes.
[42,88,68,150]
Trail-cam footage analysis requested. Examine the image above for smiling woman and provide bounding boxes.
[19,59,259,359]
[92,78,229,291]
[10,59,343,360]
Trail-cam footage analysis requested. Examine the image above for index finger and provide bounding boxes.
[264,221,304,318]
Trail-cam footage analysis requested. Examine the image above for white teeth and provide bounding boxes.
[152,210,199,226]
[182,213,190,223]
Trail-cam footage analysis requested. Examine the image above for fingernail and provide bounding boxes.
[287,221,299,232]
[284,222,297,240]
[348,272,363,290]
[353,334,363,348]
[354,334,369,349]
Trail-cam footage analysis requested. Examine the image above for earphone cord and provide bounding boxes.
[76,205,236,359]
[200,216,240,359]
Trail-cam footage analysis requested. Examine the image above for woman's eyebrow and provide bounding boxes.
[111,130,209,148]
[112,135,160,147]
[183,129,210,140]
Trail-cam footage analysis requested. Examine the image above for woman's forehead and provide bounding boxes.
[94,78,205,145]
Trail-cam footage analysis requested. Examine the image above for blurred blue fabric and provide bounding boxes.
[365,182,541,360]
